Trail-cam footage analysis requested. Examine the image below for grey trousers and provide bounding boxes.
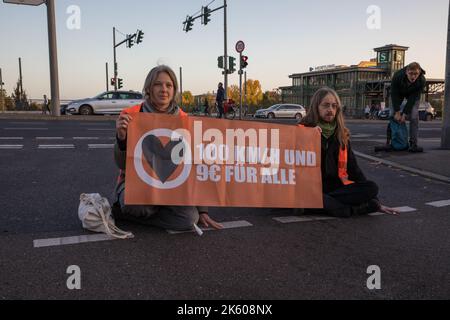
[118,189,199,231]
[389,99,420,145]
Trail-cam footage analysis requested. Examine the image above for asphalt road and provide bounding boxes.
[0,118,449,300]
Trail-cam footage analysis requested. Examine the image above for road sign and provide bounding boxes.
[3,0,45,5]
[235,40,245,53]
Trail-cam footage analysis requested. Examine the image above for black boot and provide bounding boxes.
[408,143,423,153]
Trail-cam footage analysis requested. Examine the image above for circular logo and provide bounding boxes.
[236,40,245,53]
[134,129,192,189]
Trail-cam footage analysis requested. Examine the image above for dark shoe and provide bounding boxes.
[408,144,423,153]
[326,206,352,218]
[352,199,381,216]
[374,144,392,152]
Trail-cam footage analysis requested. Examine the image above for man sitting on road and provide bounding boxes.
[300,87,398,217]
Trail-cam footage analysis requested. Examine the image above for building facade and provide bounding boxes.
[280,44,444,117]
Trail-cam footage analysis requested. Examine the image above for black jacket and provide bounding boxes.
[216,86,225,102]
[391,67,426,115]
[321,134,366,194]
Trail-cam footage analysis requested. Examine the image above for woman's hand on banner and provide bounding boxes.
[199,213,224,230]
[116,114,133,141]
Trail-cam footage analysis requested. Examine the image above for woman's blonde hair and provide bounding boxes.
[300,87,350,148]
[142,65,179,107]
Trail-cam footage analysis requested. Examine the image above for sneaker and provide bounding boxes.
[408,144,423,153]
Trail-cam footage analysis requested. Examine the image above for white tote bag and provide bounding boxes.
[78,193,134,239]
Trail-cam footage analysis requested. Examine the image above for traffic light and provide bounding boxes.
[202,6,211,25]
[118,78,123,89]
[218,56,224,69]
[183,16,194,32]
[136,30,144,44]
[126,34,134,48]
[228,56,236,73]
[110,78,116,86]
[240,55,248,69]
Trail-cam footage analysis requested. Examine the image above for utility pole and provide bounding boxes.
[244,71,247,115]
[113,27,118,92]
[46,0,60,116]
[0,68,4,112]
[442,1,450,149]
[18,57,23,100]
[106,62,109,92]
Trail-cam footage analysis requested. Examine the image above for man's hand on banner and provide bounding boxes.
[379,205,399,215]
[117,114,133,141]
[199,213,224,230]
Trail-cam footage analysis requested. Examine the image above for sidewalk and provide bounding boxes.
[352,138,450,183]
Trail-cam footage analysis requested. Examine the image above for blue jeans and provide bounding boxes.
[389,99,420,146]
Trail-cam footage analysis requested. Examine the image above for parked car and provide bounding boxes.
[418,102,436,121]
[377,109,390,120]
[254,104,306,120]
[66,91,144,115]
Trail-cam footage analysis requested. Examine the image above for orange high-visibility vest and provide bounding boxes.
[338,146,355,185]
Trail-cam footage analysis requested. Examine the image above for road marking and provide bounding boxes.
[4,128,49,130]
[73,137,100,140]
[392,206,417,213]
[0,145,23,149]
[88,144,114,149]
[87,128,115,131]
[38,144,75,149]
[273,216,337,223]
[352,134,373,138]
[0,137,23,140]
[9,122,48,125]
[33,234,126,248]
[36,137,64,140]
[368,212,386,216]
[167,220,253,234]
[426,200,450,208]
[79,123,112,126]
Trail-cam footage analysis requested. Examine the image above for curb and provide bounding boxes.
[354,150,450,184]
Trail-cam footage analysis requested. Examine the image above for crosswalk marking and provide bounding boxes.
[0,145,23,149]
[33,234,127,248]
[88,144,114,149]
[392,206,417,213]
[38,144,75,149]
[273,216,337,223]
[36,137,64,140]
[426,200,450,208]
[167,220,253,234]
[4,128,48,130]
[0,137,23,140]
[73,137,100,140]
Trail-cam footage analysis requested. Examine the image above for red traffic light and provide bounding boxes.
[240,55,248,69]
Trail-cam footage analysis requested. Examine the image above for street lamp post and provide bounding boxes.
[442,1,450,149]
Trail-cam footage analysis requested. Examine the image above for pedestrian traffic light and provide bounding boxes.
[110,78,116,86]
[183,16,194,32]
[126,34,134,48]
[136,30,144,44]
[202,6,211,25]
[118,78,123,89]
[240,55,248,69]
[218,56,224,69]
[228,56,236,73]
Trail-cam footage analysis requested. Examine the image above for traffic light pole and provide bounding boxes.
[46,0,60,116]
[106,62,109,92]
[442,2,450,149]
[0,68,4,113]
[239,52,243,120]
[223,0,228,100]
[113,27,118,92]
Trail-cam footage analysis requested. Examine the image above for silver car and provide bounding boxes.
[66,91,144,115]
[254,104,306,120]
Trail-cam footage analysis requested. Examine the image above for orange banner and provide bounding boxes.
[125,113,323,208]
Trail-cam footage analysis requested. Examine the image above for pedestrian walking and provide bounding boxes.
[216,82,225,119]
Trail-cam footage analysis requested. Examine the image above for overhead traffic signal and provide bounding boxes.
[218,56,224,69]
[228,56,236,73]
[110,78,116,86]
[136,30,144,44]
[202,6,211,25]
[126,34,134,48]
[240,55,248,69]
[118,78,123,89]
[183,16,194,32]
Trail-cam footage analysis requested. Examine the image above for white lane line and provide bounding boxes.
[73,137,100,140]
[88,144,114,149]
[0,145,23,149]
[36,137,64,140]
[79,123,111,126]
[368,212,386,216]
[9,122,48,125]
[393,206,417,213]
[426,200,450,208]
[273,216,337,223]
[38,144,75,149]
[33,233,129,248]
[87,128,115,131]
[0,137,23,140]
[4,128,48,130]
[167,220,253,234]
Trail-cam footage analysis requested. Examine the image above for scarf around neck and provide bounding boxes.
[142,100,179,115]
[318,120,337,139]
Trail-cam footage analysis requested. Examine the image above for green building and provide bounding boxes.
[280,44,444,117]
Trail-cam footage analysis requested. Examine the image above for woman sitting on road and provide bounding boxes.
[299,87,398,217]
[113,65,223,231]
